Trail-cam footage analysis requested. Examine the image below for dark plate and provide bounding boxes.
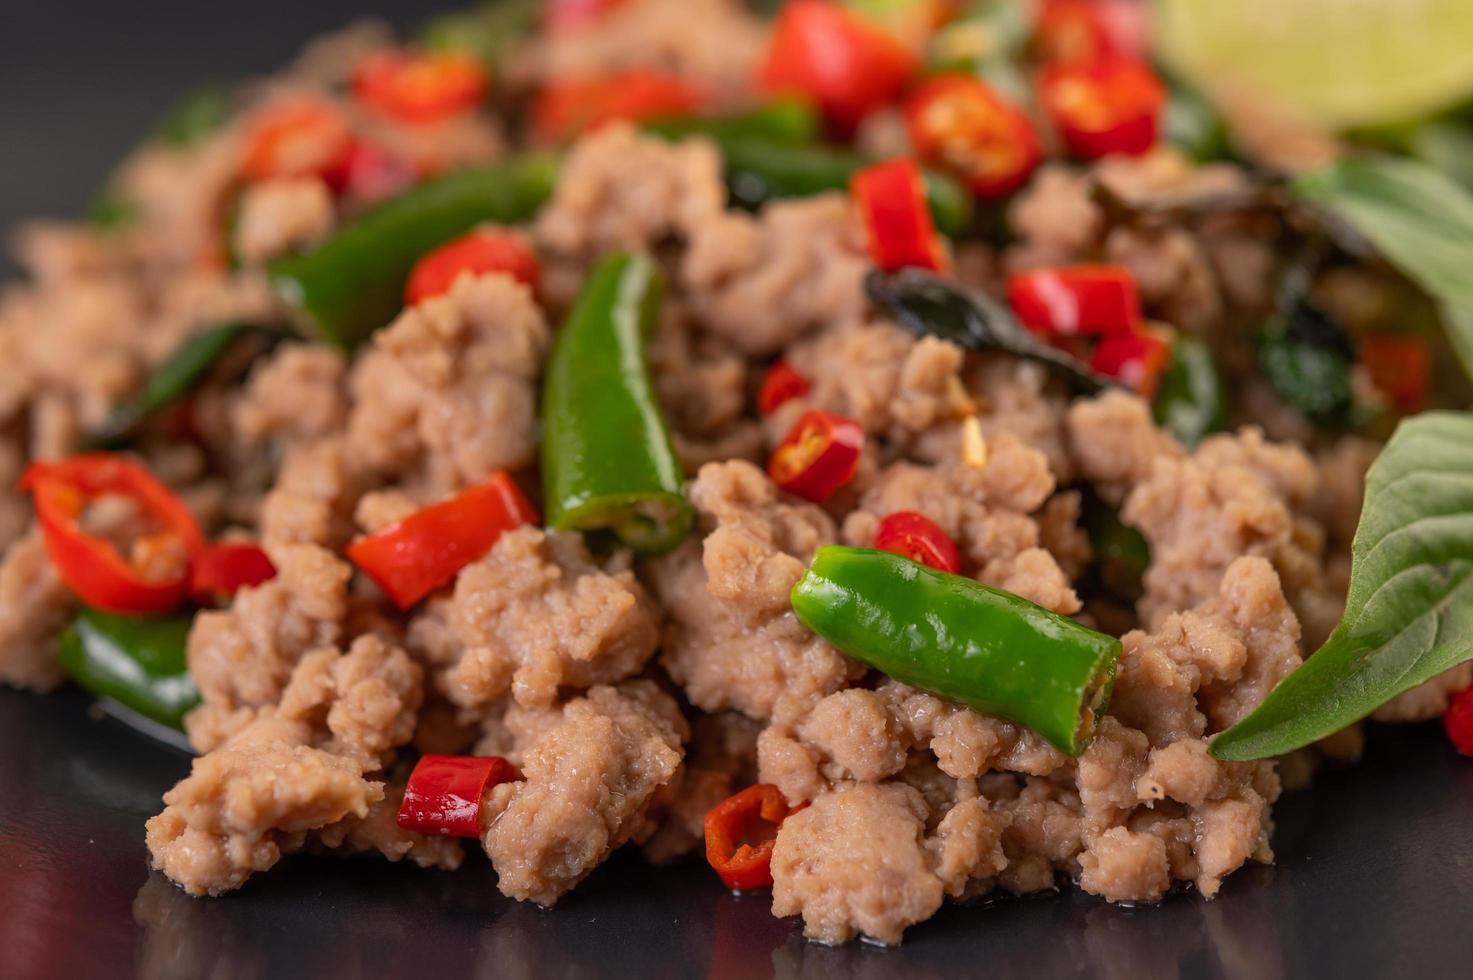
[4,4,1473,978]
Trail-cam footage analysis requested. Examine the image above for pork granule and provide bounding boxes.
[0,530,74,691]
[233,344,349,448]
[231,177,335,266]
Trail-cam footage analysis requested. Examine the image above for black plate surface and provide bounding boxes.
[4,4,1473,978]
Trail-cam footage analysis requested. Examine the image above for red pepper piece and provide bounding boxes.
[873,510,961,573]
[704,784,801,891]
[329,139,420,203]
[1359,334,1430,413]
[851,158,950,273]
[1444,685,1473,757]
[397,754,521,837]
[1007,264,1141,337]
[904,73,1041,200]
[404,227,541,305]
[21,454,205,615]
[758,0,919,132]
[188,542,277,605]
[757,360,812,416]
[532,69,705,144]
[240,98,353,184]
[1039,57,1165,159]
[347,470,539,609]
[1091,327,1171,397]
[768,410,865,504]
[1035,0,1146,66]
[544,0,631,32]
[353,49,489,126]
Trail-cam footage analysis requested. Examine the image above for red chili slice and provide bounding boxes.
[188,542,277,605]
[1035,0,1146,66]
[904,73,1041,200]
[1360,334,1430,413]
[353,49,489,126]
[1007,264,1141,337]
[758,0,919,132]
[1039,57,1165,159]
[240,98,353,184]
[397,754,521,837]
[405,227,541,305]
[1444,685,1473,757]
[851,158,949,273]
[329,139,420,203]
[347,471,539,609]
[532,69,705,144]
[21,454,205,614]
[757,360,812,416]
[873,510,961,574]
[1091,327,1172,397]
[768,410,865,504]
[704,784,802,891]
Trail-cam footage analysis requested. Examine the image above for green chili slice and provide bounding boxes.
[1152,335,1226,447]
[59,608,199,730]
[643,99,822,147]
[541,252,693,555]
[791,546,1121,755]
[268,154,559,348]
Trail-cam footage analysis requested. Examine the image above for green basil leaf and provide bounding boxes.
[1293,155,1473,380]
[1211,411,1473,760]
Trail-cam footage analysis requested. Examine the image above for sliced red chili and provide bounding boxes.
[240,98,353,184]
[874,510,961,574]
[1035,0,1146,67]
[758,0,919,132]
[1091,326,1172,397]
[768,410,864,504]
[188,542,277,605]
[353,48,489,126]
[704,784,801,891]
[851,158,949,273]
[21,454,205,614]
[329,139,420,203]
[397,754,521,837]
[1360,334,1430,413]
[346,470,539,609]
[1039,57,1165,159]
[1444,685,1473,757]
[404,227,541,305]
[532,69,705,144]
[904,73,1041,200]
[758,360,812,416]
[1007,264,1141,337]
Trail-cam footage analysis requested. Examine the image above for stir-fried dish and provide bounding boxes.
[6,0,1473,947]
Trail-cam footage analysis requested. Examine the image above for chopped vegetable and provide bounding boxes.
[873,511,960,573]
[1444,685,1473,757]
[851,158,949,273]
[1039,57,1165,159]
[240,97,353,183]
[791,546,1121,755]
[1213,413,1473,760]
[1007,264,1141,337]
[348,471,539,609]
[1152,335,1226,447]
[643,98,821,147]
[188,543,277,605]
[1091,326,1170,397]
[704,784,800,891]
[268,154,557,347]
[757,360,811,416]
[768,410,865,504]
[758,0,919,131]
[904,73,1040,200]
[541,253,694,555]
[333,139,420,203]
[153,83,233,148]
[404,227,539,305]
[1360,334,1430,413]
[1257,300,1354,425]
[58,608,199,730]
[927,2,1031,100]
[397,754,520,837]
[353,48,489,125]
[1035,0,1145,66]
[534,69,705,144]
[1080,490,1149,601]
[421,0,540,66]
[21,455,205,615]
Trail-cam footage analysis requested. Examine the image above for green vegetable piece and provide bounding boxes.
[1256,307,1353,425]
[422,0,540,65]
[1213,412,1473,760]
[1081,490,1150,601]
[541,252,694,556]
[1153,336,1226,446]
[153,83,233,148]
[90,322,263,449]
[792,546,1121,755]
[1409,121,1473,191]
[1162,79,1228,163]
[926,2,1032,102]
[643,99,822,147]
[59,608,199,730]
[268,155,558,347]
[87,186,139,232]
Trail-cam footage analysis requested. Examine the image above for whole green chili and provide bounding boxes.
[791,546,1121,755]
[59,608,199,730]
[540,252,693,555]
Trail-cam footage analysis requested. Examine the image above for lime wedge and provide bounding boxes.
[1154,0,1473,128]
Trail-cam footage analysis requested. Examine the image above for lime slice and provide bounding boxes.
[1154,0,1473,128]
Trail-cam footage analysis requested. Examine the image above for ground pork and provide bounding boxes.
[482,681,687,906]
[0,529,74,691]
[643,711,761,863]
[231,177,335,266]
[258,438,366,552]
[232,343,349,448]
[648,305,763,473]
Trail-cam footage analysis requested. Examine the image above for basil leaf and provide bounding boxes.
[1211,412,1473,761]
[1293,155,1473,380]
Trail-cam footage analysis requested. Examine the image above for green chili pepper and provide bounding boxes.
[152,83,233,149]
[421,0,541,65]
[643,99,822,147]
[1257,299,1354,425]
[1079,489,1149,602]
[268,154,558,348]
[791,546,1121,755]
[59,608,199,730]
[1152,336,1226,447]
[541,252,693,556]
